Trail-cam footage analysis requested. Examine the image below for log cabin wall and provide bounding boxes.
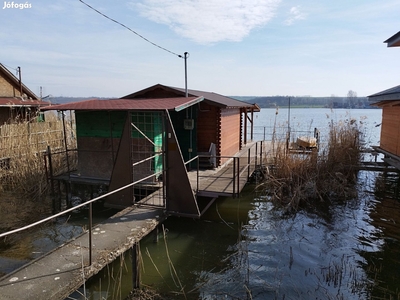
[380,106,400,156]
[220,108,241,165]
[197,103,219,163]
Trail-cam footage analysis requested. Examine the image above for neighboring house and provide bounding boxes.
[369,85,400,159]
[368,31,400,163]
[384,31,400,47]
[0,63,47,124]
[122,84,260,167]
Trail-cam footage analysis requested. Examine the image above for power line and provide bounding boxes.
[2,64,17,71]
[78,0,183,58]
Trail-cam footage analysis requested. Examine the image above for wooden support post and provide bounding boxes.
[153,225,159,243]
[131,242,141,289]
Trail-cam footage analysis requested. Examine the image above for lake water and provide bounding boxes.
[3,108,399,299]
[68,108,400,300]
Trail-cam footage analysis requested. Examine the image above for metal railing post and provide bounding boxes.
[233,157,236,197]
[255,142,258,168]
[197,156,199,194]
[89,202,93,266]
[237,157,240,198]
[247,148,251,180]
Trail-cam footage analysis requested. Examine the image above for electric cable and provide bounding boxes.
[78,0,183,58]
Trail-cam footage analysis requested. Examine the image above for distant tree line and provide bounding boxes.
[235,90,376,109]
[50,91,376,109]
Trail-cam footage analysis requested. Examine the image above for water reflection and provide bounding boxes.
[3,173,394,300]
[0,206,117,277]
[75,171,400,300]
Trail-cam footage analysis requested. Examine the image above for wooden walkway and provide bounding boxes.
[189,141,272,198]
[0,206,165,300]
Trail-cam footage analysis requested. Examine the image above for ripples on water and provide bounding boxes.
[74,108,400,299]
[5,108,400,299]
[155,170,393,300]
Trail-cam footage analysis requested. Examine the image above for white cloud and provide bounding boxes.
[285,6,306,25]
[132,0,281,44]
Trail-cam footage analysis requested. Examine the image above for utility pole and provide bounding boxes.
[17,66,22,96]
[184,52,188,97]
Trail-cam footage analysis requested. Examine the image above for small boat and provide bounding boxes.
[296,136,317,149]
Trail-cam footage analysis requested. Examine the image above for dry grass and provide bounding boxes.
[0,112,76,200]
[260,118,363,210]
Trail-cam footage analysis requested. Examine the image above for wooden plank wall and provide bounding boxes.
[381,106,400,156]
[220,108,241,164]
[197,103,218,153]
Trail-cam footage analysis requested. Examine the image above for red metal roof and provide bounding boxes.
[41,97,204,111]
[0,97,49,107]
[122,84,260,111]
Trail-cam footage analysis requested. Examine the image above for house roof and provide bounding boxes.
[0,64,39,100]
[40,96,204,112]
[0,97,49,107]
[384,31,400,47]
[122,84,260,111]
[368,85,400,105]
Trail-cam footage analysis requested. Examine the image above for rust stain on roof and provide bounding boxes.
[41,97,204,111]
[0,97,49,107]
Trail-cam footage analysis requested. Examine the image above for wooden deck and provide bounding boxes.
[189,141,272,198]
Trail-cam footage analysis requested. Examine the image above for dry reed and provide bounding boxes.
[0,112,76,200]
[260,118,363,210]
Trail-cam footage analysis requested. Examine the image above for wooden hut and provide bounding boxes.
[122,84,260,167]
[41,85,259,217]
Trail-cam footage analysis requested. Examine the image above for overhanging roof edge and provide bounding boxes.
[174,96,204,112]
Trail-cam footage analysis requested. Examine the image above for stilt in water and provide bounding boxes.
[131,242,141,289]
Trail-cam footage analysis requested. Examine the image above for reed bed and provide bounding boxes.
[0,113,76,200]
[260,118,363,210]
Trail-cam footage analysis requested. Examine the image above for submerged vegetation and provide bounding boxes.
[261,117,363,211]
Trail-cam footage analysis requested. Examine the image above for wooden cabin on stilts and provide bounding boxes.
[41,84,261,218]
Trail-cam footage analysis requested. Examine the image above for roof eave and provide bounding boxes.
[174,96,204,112]
[368,93,400,103]
[384,31,400,47]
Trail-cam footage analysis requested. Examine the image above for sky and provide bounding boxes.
[1,0,400,98]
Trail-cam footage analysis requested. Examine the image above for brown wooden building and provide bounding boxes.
[0,63,47,124]
[369,85,400,158]
[368,31,400,166]
[122,84,260,167]
[41,85,260,217]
